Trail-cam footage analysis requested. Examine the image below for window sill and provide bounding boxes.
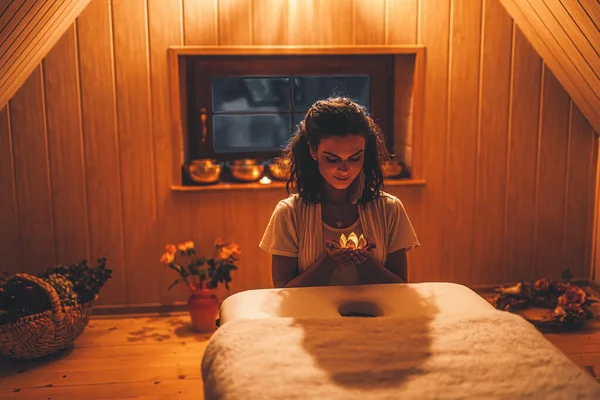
[170,178,426,193]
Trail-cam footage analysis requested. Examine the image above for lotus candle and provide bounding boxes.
[330,232,374,251]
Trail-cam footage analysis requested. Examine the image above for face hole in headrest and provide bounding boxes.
[338,300,383,318]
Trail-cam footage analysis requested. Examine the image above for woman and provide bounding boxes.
[259,97,419,288]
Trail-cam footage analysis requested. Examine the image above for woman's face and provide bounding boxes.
[311,134,366,190]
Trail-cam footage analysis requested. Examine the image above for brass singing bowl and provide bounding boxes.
[228,159,264,182]
[187,159,221,184]
[382,160,403,178]
[267,157,291,181]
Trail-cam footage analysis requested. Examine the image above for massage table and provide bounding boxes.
[201,282,600,399]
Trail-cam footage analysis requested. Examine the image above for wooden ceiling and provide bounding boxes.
[498,0,600,133]
[0,0,92,110]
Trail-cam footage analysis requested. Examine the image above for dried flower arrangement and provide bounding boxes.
[492,269,598,331]
[160,239,240,292]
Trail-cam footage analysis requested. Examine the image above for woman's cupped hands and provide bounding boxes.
[324,239,376,265]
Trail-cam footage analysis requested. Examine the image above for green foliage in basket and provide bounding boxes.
[41,258,112,304]
[46,274,79,307]
[0,257,112,326]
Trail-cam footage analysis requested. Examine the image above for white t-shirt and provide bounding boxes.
[259,191,420,285]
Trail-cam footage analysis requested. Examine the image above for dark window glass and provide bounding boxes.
[212,77,291,113]
[213,114,292,153]
[211,75,370,151]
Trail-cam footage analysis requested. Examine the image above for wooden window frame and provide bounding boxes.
[167,46,426,187]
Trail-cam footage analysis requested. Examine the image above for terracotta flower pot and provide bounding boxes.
[188,288,220,333]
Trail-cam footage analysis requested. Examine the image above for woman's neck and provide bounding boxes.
[321,181,349,204]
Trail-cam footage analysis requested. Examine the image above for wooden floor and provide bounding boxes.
[0,313,211,399]
[1,308,599,399]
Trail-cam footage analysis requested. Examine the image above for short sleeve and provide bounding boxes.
[259,200,299,257]
[387,197,420,253]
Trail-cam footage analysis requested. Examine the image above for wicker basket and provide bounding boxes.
[0,273,97,359]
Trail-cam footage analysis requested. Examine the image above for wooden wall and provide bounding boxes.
[0,0,597,307]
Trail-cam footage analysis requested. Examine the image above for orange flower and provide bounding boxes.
[230,244,242,260]
[218,242,241,261]
[177,241,194,252]
[160,251,174,264]
[165,244,176,255]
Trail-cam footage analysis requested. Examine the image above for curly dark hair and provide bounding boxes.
[281,97,391,204]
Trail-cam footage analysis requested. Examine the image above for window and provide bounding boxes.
[168,47,425,187]
[186,55,394,162]
[210,74,371,154]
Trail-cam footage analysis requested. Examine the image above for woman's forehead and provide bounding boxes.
[318,135,365,156]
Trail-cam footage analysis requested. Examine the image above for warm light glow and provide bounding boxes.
[259,176,272,185]
[339,232,367,250]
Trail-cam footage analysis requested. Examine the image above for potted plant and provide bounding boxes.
[160,239,240,332]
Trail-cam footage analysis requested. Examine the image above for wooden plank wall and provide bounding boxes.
[497,0,600,133]
[0,0,93,110]
[0,0,597,307]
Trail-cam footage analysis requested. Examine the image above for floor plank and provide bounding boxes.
[1,377,205,399]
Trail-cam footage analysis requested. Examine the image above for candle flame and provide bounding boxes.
[259,176,272,184]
